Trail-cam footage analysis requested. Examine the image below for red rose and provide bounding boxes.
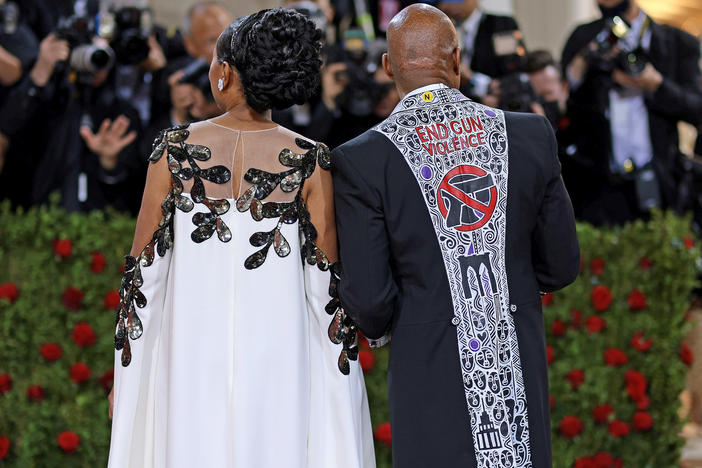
[627,289,647,311]
[591,285,612,312]
[590,258,605,276]
[62,287,84,310]
[98,369,114,391]
[614,459,623,468]
[546,345,554,365]
[624,370,647,401]
[603,348,628,367]
[608,419,630,438]
[593,452,615,468]
[104,290,121,310]
[635,394,650,410]
[359,350,375,373]
[632,411,653,432]
[26,385,45,402]
[53,238,73,258]
[0,435,9,460]
[549,395,555,410]
[57,431,80,454]
[592,404,614,425]
[40,343,62,362]
[374,422,392,446]
[566,369,585,390]
[684,236,695,250]
[559,415,583,438]
[541,292,553,307]
[569,309,583,329]
[551,320,566,337]
[639,257,652,270]
[69,363,91,384]
[0,282,19,303]
[90,252,106,273]
[358,331,370,350]
[630,331,652,352]
[681,343,694,366]
[0,374,11,393]
[585,315,606,334]
[574,458,597,468]
[71,322,96,347]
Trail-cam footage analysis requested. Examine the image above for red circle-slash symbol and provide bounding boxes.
[437,165,497,231]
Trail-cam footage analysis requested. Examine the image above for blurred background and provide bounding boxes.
[0,0,701,466]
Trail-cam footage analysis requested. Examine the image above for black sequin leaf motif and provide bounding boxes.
[244,221,292,270]
[325,263,358,375]
[159,126,233,243]
[115,123,235,367]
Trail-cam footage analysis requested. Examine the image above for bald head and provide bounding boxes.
[383,4,461,96]
[184,2,233,62]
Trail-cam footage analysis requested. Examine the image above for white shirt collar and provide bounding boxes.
[391,83,450,114]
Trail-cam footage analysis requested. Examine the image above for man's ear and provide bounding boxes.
[382,53,395,81]
[452,47,461,88]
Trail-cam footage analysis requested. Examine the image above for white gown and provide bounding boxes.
[107,121,375,467]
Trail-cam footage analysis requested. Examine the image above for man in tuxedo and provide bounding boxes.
[333,4,579,468]
[562,0,702,225]
[438,0,522,102]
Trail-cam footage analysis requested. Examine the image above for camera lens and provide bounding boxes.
[70,44,115,73]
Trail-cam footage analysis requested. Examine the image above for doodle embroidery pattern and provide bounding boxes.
[373,84,531,468]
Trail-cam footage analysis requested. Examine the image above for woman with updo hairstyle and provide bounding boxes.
[107,9,375,467]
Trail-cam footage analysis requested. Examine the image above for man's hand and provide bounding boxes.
[139,35,167,73]
[168,70,195,124]
[320,62,348,111]
[612,63,663,93]
[108,387,114,419]
[29,34,70,87]
[79,116,137,171]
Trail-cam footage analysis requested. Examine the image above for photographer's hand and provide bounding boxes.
[140,35,167,73]
[79,116,137,171]
[0,45,22,86]
[168,70,195,125]
[29,34,70,87]
[321,62,348,111]
[612,64,663,93]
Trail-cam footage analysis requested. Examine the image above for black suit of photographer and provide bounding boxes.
[562,17,702,225]
[469,14,519,79]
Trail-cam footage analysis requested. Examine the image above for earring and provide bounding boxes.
[218,78,224,91]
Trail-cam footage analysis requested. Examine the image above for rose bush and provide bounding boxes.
[0,202,697,466]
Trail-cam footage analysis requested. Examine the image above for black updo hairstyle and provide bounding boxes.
[216,8,323,113]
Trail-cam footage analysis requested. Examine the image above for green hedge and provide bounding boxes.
[0,201,697,467]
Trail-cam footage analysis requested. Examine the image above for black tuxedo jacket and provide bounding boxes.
[561,17,702,223]
[333,97,579,467]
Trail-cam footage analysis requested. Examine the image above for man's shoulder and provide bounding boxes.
[481,13,518,29]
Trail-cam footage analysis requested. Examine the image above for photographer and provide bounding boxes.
[562,0,702,225]
[145,2,231,141]
[438,0,522,104]
[0,6,144,214]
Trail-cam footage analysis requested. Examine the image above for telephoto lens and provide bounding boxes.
[69,44,115,73]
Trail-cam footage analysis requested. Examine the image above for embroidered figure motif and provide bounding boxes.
[373,86,532,467]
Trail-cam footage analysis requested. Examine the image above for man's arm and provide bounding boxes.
[531,116,581,292]
[646,28,702,126]
[332,146,398,339]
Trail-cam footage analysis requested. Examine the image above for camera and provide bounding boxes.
[0,1,19,35]
[99,7,153,65]
[588,16,648,76]
[178,58,214,102]
[326,31,393,117]
[498,73,539,113]
[56,14,115,74]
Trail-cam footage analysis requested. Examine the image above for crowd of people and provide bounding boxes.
[0,0,700,226]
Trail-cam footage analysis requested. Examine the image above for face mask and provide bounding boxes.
[599,0,630,19]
